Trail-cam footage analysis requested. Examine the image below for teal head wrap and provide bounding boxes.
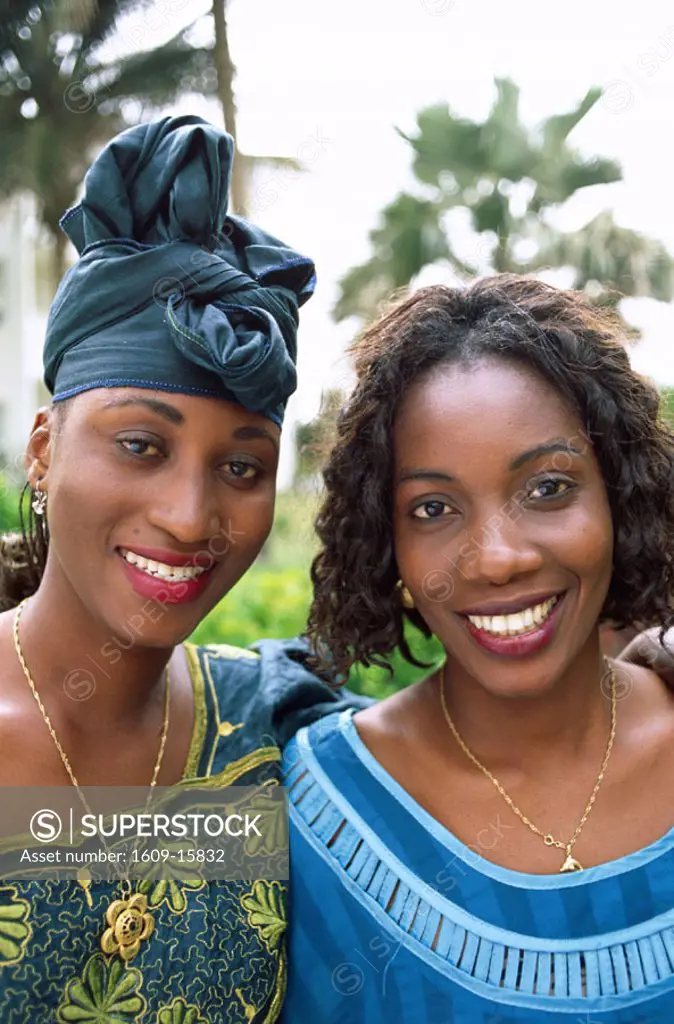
[43,115,316,427]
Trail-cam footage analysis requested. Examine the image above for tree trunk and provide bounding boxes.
[494,227,511,273]
[212,0,248,216]
[51,229,68,297]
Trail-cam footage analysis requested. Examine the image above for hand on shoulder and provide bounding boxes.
[618,627,674,687]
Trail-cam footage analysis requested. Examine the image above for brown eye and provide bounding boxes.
[225,461,258,480]
[119,438,162,457]
[412,500,451,519]
[529,478,573,500]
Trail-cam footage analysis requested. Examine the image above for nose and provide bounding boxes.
[455,508,544,586]
[146,465,221,546]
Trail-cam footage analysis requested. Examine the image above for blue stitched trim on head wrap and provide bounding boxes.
[43,115,316,426]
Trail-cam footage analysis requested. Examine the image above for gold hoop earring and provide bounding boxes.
[398,582,415,609]
[31,482,47,517]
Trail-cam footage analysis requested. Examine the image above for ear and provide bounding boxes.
[25,406,56,491]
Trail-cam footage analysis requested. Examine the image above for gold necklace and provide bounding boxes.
[13,597,171,960]
[439,662,617,872]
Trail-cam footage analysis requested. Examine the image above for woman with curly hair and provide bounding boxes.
[282,275,674,1022]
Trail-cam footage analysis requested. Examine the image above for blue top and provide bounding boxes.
[282,708,674,1023]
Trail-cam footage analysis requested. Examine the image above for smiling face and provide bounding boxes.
[28,387,280,645]
[393,358,614,697]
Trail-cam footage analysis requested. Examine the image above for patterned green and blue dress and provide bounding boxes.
[0,640,351,1023]
[282,708,674,1023]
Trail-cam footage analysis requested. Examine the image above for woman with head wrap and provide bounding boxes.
[0,115,352,1022]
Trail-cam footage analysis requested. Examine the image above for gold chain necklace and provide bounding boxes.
[439,662,617,872]
[13,598,171,960]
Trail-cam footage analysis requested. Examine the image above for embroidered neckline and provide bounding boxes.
[180,644,208,781]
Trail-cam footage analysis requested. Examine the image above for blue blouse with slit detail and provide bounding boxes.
[281,709,674,1023]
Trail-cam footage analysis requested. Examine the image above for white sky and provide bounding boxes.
[105,0,674,482]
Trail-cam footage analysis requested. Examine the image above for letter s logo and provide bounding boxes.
[30,810,62,843]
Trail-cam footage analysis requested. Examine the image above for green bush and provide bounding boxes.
[259,488,321,568]
[661,388,674,430]
[190,565,312,649]
[189,561,442,700]
[0,476,21,533]
[348,627,444,698]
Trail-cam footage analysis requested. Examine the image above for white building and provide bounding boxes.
[0,194,51,480]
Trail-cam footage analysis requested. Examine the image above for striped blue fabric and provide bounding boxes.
[281,709,674,1023]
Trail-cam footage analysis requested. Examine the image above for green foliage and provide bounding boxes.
[189,487,442,699]
[262,489,322,568]
[348,625,444,699]
[661,388,674,430]
[336,78,674,331]
[293,389,345,485]
[190,564,313,649]
[190,560,441,700]
[0,476,21,533]
[0,1,217,287]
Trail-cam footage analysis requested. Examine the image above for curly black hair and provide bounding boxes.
[307,274,674,678]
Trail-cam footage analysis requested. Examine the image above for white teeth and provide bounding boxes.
[120,549,205,582]
[466,597,559,637]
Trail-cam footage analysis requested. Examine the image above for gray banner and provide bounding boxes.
[0,785,288,880]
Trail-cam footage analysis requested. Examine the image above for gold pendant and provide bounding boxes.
[100,892,154,962]
[560,852,583,873]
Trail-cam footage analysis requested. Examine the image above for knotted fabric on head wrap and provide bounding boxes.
[43,114,316,426]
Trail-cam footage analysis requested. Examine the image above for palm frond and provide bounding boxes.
[541,86,603,147]
[99,31,216,105]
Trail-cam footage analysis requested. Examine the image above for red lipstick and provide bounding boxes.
[117,548,216,605]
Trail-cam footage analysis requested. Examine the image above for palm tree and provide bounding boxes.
[211,0,246,214]
[0,0,217,290]
[335,79,674,330]
[293,388,345,487]
[210,0,301,217]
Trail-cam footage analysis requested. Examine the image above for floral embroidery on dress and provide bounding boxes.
[138,875,206,915]
[243,786,288,860]
[0,885,32,967]
[156,995,208,1023]
[0,642,308,1021]
[241,881,286,954]
[57,952,146,1022]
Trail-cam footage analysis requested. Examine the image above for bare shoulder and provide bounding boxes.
[0,606,23,689]
[354,677,427,732]
[351,676,439,776]
[610,657,674,750]
[0,607,53,783]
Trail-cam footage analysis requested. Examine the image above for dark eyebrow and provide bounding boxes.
[397,440,583,486]
[232,425,279,448]
[397,470,455,486]
[102,398,278,447]
[509,441,583,471]
[102,396,184,425]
